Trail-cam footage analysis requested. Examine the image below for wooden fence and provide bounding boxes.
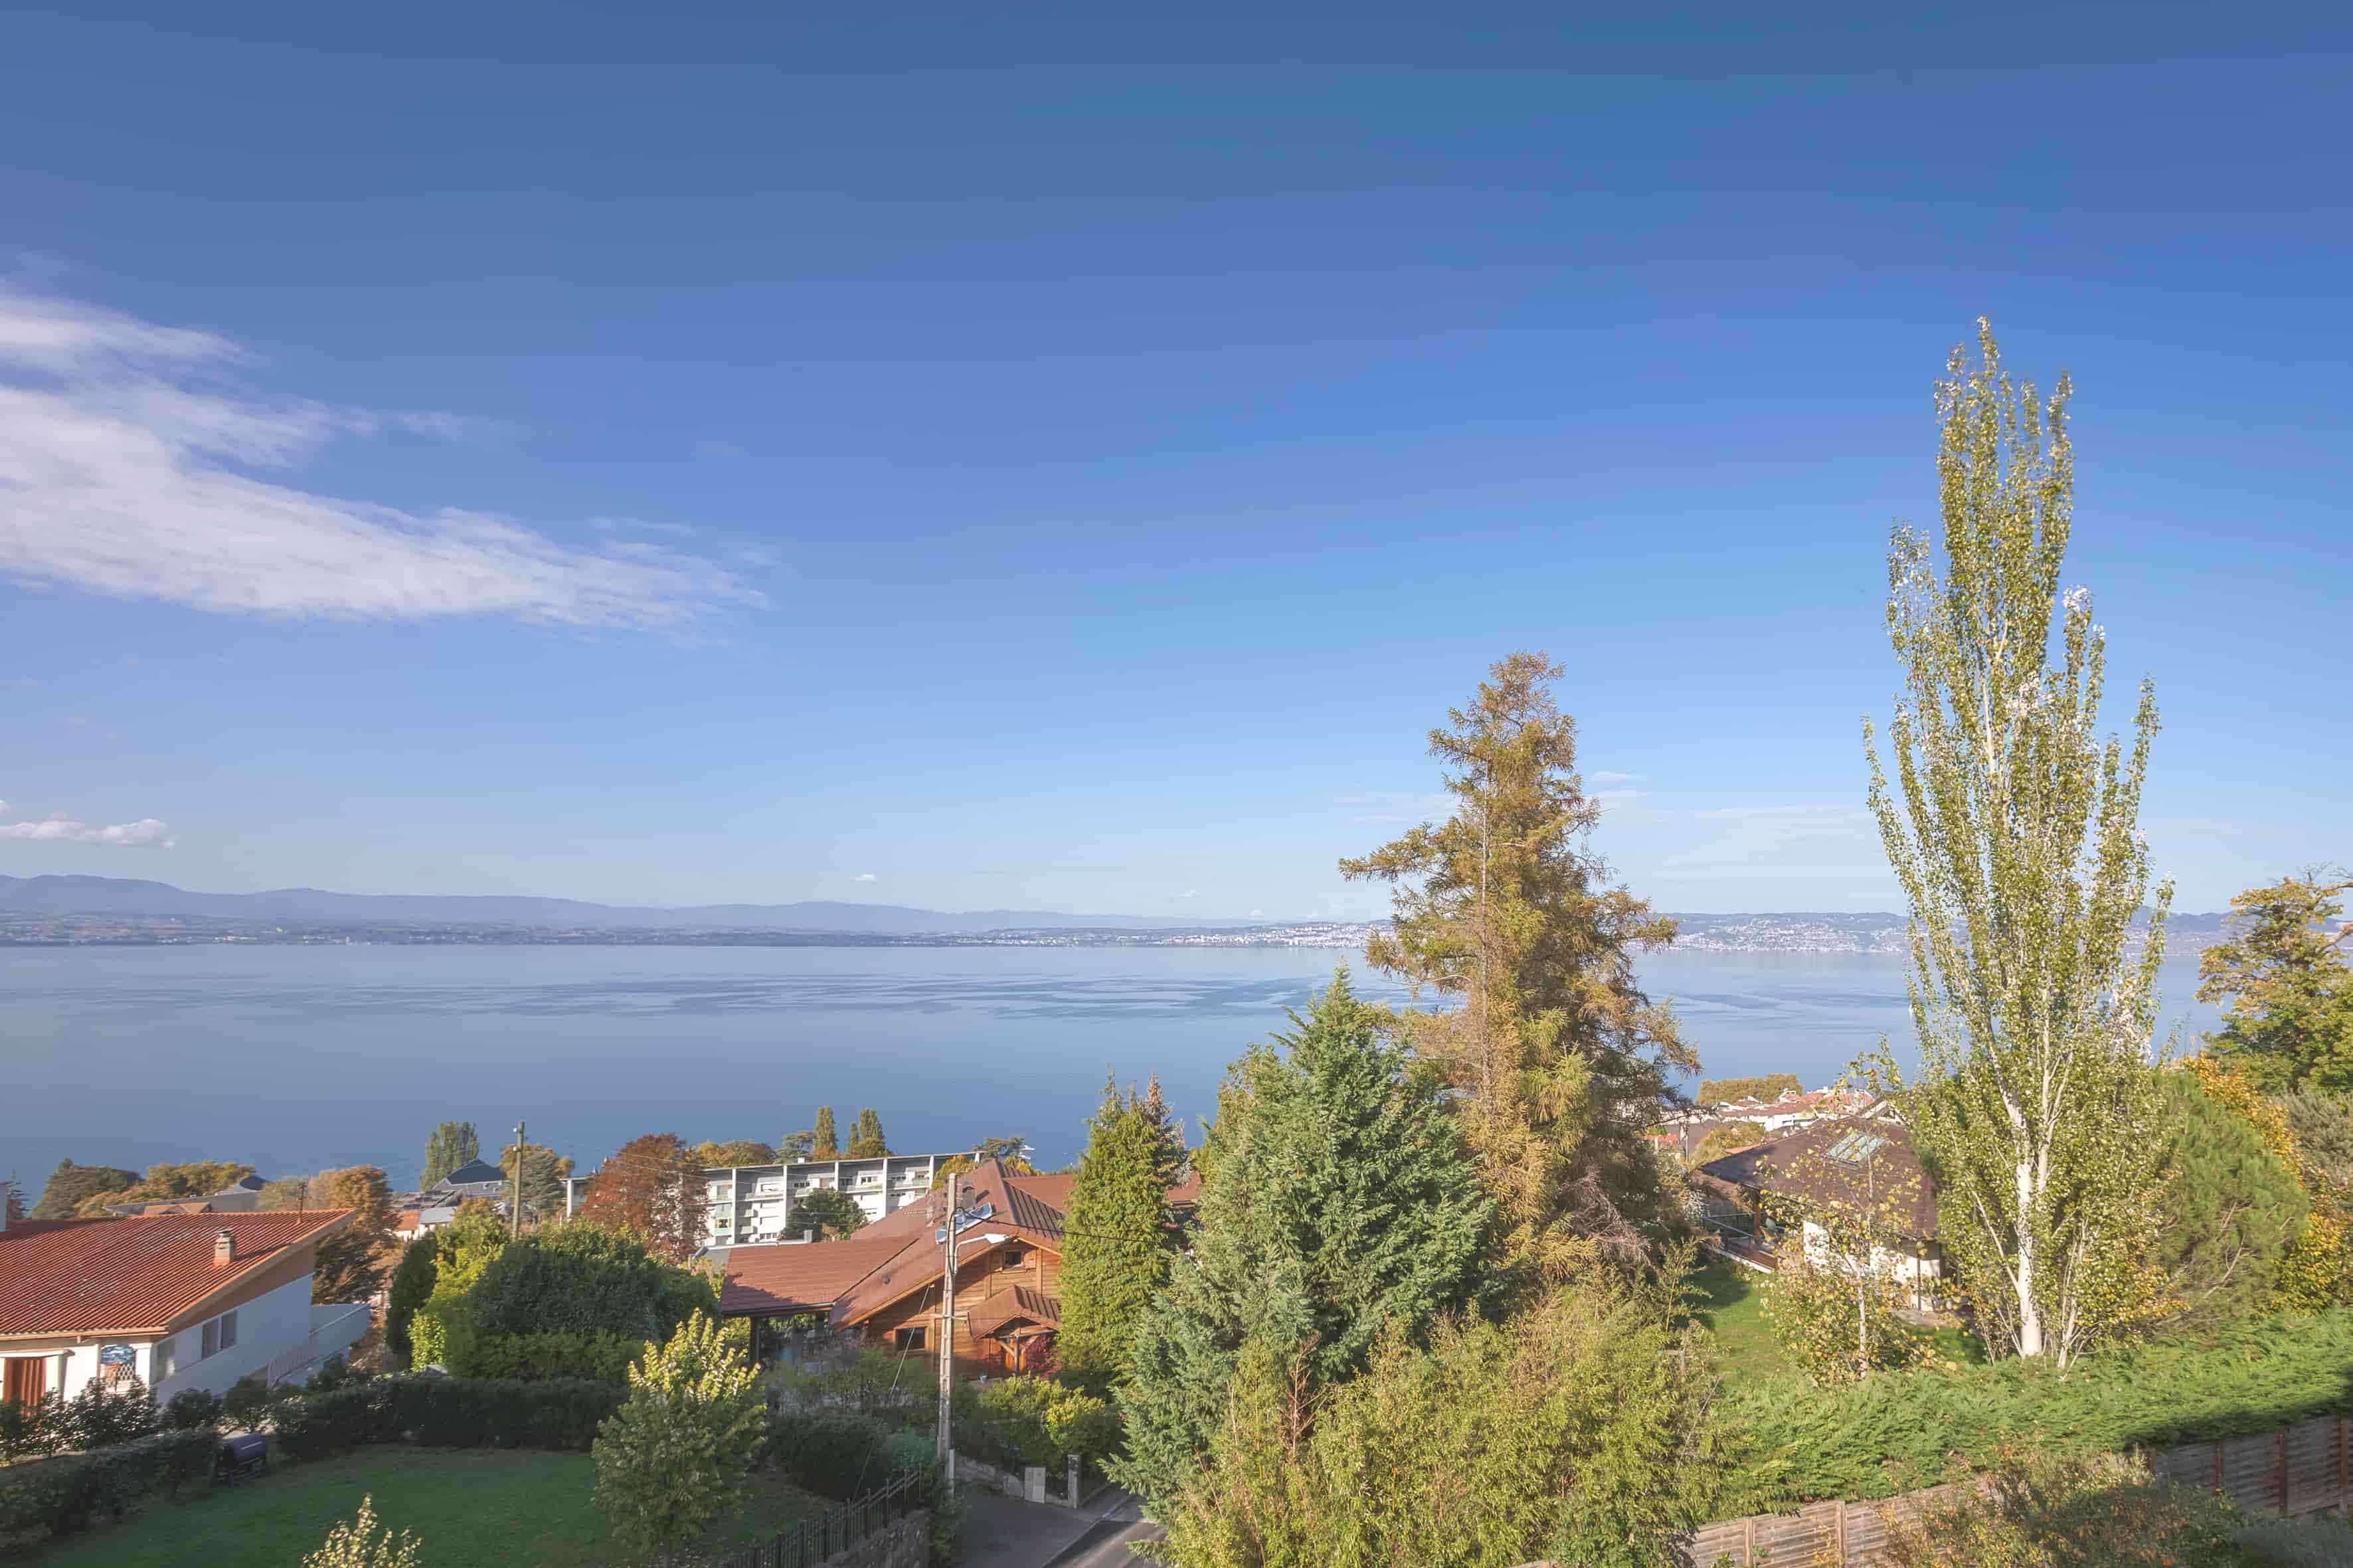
[1678,1414,2353,1567]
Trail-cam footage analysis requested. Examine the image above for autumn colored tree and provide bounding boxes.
[930,1135,1037,1190]
[1866,321,2171,1365]
[1696,1074,1801,1106]
[29,1160,137,1220]
[776,1128,816,1162]
[311,1166,399,1303]
[689,1140,776,1168]
[580,1134,701,1261]
[844,1108,889,1159]
[2197,873,2353,1094]
[1686,1123,1758,1169]
[72,1161,256,1217]
[1341,652,1693,1284]
[810,1108,839,1160]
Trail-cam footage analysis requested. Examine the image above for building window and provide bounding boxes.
[220,1311,238,1351]
[201,1320,218,1359]
[895,1326,926,1352]
[1002,1247,1028,1270]
[152,1337,176,1383]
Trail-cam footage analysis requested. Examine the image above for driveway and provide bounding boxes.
[958,1487,1149,1568]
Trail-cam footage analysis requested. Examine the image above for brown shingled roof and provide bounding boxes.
[720,1233,909,1316]
[0,1210,353,1337]
[968,1285,1060,1339]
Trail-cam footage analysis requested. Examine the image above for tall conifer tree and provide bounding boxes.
[420,1121,479,1189]
[845,1108,889,1158]
[810,1107,839,1160]
[1342,653,1692,1282]
[1058,1075,1182,1375]
[1112,973,1491,1510]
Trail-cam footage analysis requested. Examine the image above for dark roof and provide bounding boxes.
[0,1210,352,1336]
[1698,1109,1938,1239]
[439,1160,508,1188]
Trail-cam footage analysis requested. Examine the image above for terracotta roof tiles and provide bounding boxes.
[0,1210,352,1337]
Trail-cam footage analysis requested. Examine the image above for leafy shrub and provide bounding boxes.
[276,1385,398,1460]
[958,1376,1118,1470]
[592,1316,766,1565]
[220,1372,295,1432]
[302,1494,422,1568]
[1762,1258,1935,1386]
[161,1389,224,1431]
[1885,1450,2241,1567]
[0,1429,213,1539]
[388,1376,622,1450]
[449,1330,641,1383]
[1720,1304,2353,1510]
[2234,1512,2353,1567]
[460,1221,716,1355]
[305,1355,361,1394]
[769,1345,927,1419]
[58,1377,159,1450]
[385,1234,440,1368]
[767,1409,895,1499]
[0,1395,62,1464]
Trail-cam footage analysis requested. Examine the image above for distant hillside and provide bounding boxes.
[0,875,1276,933]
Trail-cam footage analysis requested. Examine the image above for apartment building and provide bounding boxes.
[563,1152,957,1250]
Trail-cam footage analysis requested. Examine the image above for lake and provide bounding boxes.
[0,944,2222,1190]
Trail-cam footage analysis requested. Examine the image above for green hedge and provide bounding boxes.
[1719,1306,2353,1510]
[274,1375,624,1460]
[0,1429,213,1541]
[450,1330,642,1383]
[766,1409,896,1500]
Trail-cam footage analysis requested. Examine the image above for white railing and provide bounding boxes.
[264,1302,373,1386]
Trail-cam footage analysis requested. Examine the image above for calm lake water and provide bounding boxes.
[0,944,2221,1188]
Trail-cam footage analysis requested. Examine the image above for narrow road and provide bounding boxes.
[959,1487,1154,1568]
[1037,1492,1164,1568]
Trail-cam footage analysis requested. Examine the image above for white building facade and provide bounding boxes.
[564,1152,957,1250]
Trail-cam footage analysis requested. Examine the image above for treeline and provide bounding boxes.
[1694,1073,1801,1106]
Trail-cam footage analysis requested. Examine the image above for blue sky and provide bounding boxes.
[1,3,2345,917]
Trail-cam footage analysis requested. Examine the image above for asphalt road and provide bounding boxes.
[1037,1492,1164,1568]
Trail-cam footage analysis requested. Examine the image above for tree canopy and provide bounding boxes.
[1341,652,1692,1284]
[71,1161,256,1217]
[1696,1074,1801,1106]
[689,1139,776,1168]
[578,1133,701,1261]
[810,1108,838,1160]
[1056,1076,1184,1375]
[500,1139,576,1219]
[420,1121,480,1190]
[931,1134,1037,1190]
[790,1187,866,1240]
[31,1160,138,1220]
[2198,874,2353,1094]
[1113,974,1492,1512]
[844,1108,889,1158]
[310,1166,399,1304]
[2152,1067,2307,1327]
[1866,321,2170,1365]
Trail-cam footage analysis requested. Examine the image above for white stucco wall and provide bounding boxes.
[150,1272,319,1401]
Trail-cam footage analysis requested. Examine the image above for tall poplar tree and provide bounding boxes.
[421,1121,480,1189]
[1342,652,1692,1283]
[810,1108,839,1160]
[1866,319,2171,1365]
[1057,1075,1184,1375]
[845,1108,889,1158]
[1112,974,1492,1510]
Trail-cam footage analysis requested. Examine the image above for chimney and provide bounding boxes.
[213,1227,236,1267]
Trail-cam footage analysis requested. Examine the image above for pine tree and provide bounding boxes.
[845,1108,889,1158]
[1112,972,1492,1511]
[811,1108,839,1160]
[1058,1076,1181,1376]
[420,1122,479,1189]
[2154,1069,2308,1326]
[2197,874,2353,1094]
[1341,653,1692,1284]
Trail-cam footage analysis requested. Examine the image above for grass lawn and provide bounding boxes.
[13,1446,823,1568]
[1684,1257,1792,1386]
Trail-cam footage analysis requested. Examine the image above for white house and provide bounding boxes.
[0,1206,369,1407]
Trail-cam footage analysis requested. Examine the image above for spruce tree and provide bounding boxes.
[811,1107,838,1160]
[2155,1069,2307,1326]
[1058,1076,1179,1375]
[1111,972,1492,1510]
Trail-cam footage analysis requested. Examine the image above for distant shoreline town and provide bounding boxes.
[0,907,2221,953]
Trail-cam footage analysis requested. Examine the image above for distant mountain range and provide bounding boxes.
[0,875,1282,933]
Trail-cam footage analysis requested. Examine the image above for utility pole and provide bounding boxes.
[510,1120,525,1239]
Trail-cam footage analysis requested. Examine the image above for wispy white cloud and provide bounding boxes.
[853,872,879,883]
[0,291,761,630]
[1590,770,1645,786]
[0,802,174,846]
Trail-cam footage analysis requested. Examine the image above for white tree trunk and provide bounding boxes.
[2014,1158,2044,1357]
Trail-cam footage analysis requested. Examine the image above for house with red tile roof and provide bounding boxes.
[0,1206,369,1409]
[718,1160,1195,1375]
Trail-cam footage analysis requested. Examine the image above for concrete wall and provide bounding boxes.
[153,1272,318,1400]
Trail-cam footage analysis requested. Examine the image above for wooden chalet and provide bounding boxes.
[719,1159,1194,1374]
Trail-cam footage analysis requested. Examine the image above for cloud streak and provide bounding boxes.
[0,291,760,630]
[0,802,174,847]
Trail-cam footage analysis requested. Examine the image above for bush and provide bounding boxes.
[592,1316,766,1565]
[450,1330,642,1383]
[305,1355,361,1394]
[0,1394,62,1464]
[958,1376,1117,1470]
[276,1385,398,1460]
[221,1373,289,1432]
[459,1222,717,1358]
[161,1389,224,1432]
[1720,1304,2353,1510]
[0,1428,213,1540]
[1762,1258,1935,1386]
[302,1494,422,1568]
[1886,1450,2241,1567]
[388,1376,622,1450]
[769,1345,927,1420]
[58,1377,159,1450]
[767,1409,895,1500]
